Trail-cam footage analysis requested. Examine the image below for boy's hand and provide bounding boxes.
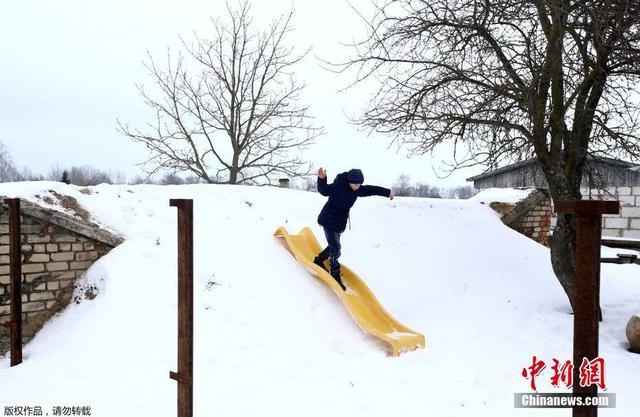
[318,167,326,179]
[389,191,395,200]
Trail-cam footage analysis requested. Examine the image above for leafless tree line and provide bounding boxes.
[392,174,475,199]
[290,173,474,199]
[0,142,200,186]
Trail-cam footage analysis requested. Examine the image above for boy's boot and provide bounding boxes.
[313,256,328,271]
[330,267,347,291]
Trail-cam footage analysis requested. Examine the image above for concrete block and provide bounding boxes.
[46,262,69,272]
[70,261,92,270]
[20,225,42,234]
[76,251,99,261]
[51,252,74,261]
[605,218,628,229]
[602,228,622,237]
[30,292,54,301]
[621,207,640,217]
[22,264,45,274]
[617,186,632,196]
[59,280,74,289]
[22,302,45,312]
[619,196,636,207]
[25,273,46,283]
[53,235,76,243]
[53,271,75,280]
[622,229,640,239]
[28,254,50,263]
[26,235,50,243]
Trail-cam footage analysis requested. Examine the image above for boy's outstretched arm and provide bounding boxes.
[317,167,334,196]
[358,185,394,199]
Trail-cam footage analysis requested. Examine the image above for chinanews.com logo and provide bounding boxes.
[514,355,616,408]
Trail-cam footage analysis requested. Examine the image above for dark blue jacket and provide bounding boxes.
[317,172,391,232]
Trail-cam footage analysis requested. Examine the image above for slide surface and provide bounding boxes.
[274,226,425,356]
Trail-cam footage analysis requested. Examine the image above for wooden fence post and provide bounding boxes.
[169,199,194,417]
[555,200,620,417]
[1,198,23,366]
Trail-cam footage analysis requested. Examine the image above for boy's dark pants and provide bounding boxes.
[317,226,341,276]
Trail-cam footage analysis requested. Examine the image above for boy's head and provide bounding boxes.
[347,168,364,191]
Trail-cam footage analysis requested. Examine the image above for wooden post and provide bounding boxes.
[0,199,23,366]
[169,199,194,417]
[554,200,619,417]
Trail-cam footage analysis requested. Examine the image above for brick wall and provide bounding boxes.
[600,186,640,238]
[549,186,640,238]
[518,199,552,246]
[494,189,552,246]
[0,213,111,355]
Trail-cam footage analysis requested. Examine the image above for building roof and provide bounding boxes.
[466,156,639,182]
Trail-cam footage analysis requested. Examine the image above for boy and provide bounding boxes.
[314,167,394,290]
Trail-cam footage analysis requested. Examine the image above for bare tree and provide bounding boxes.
[452,185,476,200]
[17,167,44,182]
[118,1,323,186]
[0,142,20,182]
[67,166,113,186]
[414,183,442,198]
[338,0,640,312]
[392,174,413,196]
[160,173,186,185]
[129,175,157,185]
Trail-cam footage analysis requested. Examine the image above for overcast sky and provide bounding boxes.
[0,0,479,187]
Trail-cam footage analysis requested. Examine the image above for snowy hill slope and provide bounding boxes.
[0,182,638,416]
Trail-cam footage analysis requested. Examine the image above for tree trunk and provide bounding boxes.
[229,153,239,184]
[549,213,577,313]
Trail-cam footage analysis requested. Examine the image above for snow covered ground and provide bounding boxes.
[0,182,638,416]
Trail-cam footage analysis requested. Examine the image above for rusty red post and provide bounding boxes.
[554,200,619,417]
[1,198,23,366]
[169,199,194,417]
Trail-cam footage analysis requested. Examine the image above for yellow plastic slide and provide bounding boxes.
[274,226,425,356]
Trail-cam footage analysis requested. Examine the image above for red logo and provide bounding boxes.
[521,356,606,391]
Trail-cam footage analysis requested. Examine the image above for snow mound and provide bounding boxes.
[470,187,535,204]
[0,183,638,416]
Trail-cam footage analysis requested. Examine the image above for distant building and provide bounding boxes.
[466,156,640,190]
[467,156,640,241]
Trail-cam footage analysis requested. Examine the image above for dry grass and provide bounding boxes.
[49,191,91,222]
[489,202,515,217]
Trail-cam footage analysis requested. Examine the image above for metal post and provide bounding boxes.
[0,199,23,366]
[169,199,194,417]
[555,200,619,417]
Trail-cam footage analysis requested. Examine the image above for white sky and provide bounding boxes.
[0,0,479,187]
